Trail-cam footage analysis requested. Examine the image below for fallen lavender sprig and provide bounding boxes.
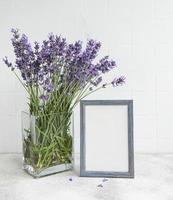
[97,184,103,188]
[102,178,108,182]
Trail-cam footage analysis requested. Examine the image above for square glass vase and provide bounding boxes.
[21,111,74,178]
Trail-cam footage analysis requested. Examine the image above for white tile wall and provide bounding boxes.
[0,0,173,153]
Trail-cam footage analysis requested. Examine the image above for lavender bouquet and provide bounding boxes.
[3,29,125,177]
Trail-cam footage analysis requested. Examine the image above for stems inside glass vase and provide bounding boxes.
[23,112,73,171]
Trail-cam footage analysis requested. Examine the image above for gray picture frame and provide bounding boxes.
[80,100,134,178]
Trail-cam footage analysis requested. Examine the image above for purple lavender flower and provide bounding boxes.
[11,28,19,39]
[3,57,13,69]
[47,84,54,93]
[69,178,73,181]
[34,42,40,53]
[111,76,126,86]
[74,41,82,55]
[3,28,124,106]
[102,178,108,182]
[97,56,116,73]
[77,39,101,67]
[88,64,99,77]
[39,94,49,101]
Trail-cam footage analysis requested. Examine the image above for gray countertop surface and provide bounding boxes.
[0,154,172,200]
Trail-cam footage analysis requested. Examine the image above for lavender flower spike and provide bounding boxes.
[111,76,126,87]
[2,57,13,69]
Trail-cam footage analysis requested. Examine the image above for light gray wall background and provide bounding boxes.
[0,0,172,153]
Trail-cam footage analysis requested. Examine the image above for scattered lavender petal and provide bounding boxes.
[97,184,103,187]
